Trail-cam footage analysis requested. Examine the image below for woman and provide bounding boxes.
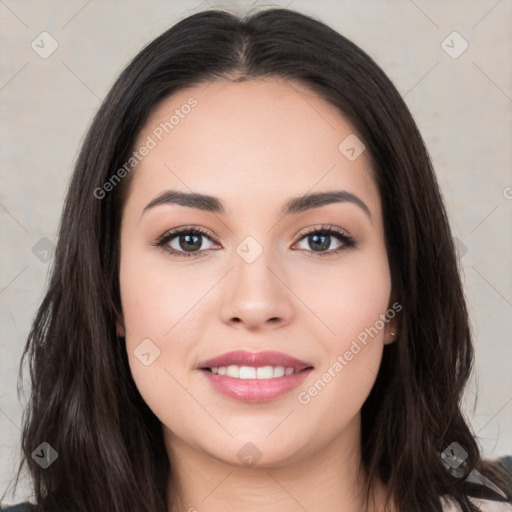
[2,7,511,512]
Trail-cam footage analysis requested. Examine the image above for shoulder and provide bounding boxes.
[0,503,35,512]
[469,499,512,512]
[441,496,512,512]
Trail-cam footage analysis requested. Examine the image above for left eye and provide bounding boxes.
[292,226,356,256]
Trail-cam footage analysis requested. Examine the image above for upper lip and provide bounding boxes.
[197,350,313,371]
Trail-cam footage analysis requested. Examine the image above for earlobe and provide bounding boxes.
[384,296,400,345]
[384,291,402,345]
[384,308,399,344]
[116,318,125,338]
[384,326,398,345]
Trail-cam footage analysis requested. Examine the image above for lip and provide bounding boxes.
[197,350,313,371]
[197,350,314,403]
[200,367,313,402]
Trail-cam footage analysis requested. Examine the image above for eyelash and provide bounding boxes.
[152,225,357,259]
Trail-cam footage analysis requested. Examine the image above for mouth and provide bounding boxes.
[197,350,314,402]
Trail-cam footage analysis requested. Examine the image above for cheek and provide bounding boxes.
[119,255,199,424]
[118,238,194,394]
[300,248,392,339]
[294,248,391,411]
[118,235,201,341]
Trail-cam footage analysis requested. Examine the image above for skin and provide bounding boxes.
[117,77,399,512]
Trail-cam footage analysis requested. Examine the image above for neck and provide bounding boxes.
[165,414,393,512]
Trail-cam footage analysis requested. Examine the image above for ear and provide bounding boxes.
[384,315,398,345]
[116,316,126,338]
[384,294,400,345]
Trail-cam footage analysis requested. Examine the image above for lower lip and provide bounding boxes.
[200,368,313,403]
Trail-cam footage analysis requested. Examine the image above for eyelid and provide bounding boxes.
[154,225,218,244]
[294,223,352,240]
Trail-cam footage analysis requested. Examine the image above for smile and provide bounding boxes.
[197,349,314,402]
[205,365,302,379]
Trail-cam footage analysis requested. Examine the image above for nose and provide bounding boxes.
[219,249,294,331]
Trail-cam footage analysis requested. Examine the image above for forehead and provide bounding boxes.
[129,78,380,220]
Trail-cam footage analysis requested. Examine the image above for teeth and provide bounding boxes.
[209,365,300,379]
[257,366,274,379]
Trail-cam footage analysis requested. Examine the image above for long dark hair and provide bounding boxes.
[4,7,511,512]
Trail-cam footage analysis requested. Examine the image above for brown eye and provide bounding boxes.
[154,227,219,258]
[294,226,356,257]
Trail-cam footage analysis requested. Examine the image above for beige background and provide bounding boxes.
[1,0,511,505]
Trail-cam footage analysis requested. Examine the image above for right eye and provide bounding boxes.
[153,226,220,258]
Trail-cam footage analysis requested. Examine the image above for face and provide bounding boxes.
[117,77,398,468]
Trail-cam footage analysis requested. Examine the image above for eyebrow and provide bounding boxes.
[141,189,372,221]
